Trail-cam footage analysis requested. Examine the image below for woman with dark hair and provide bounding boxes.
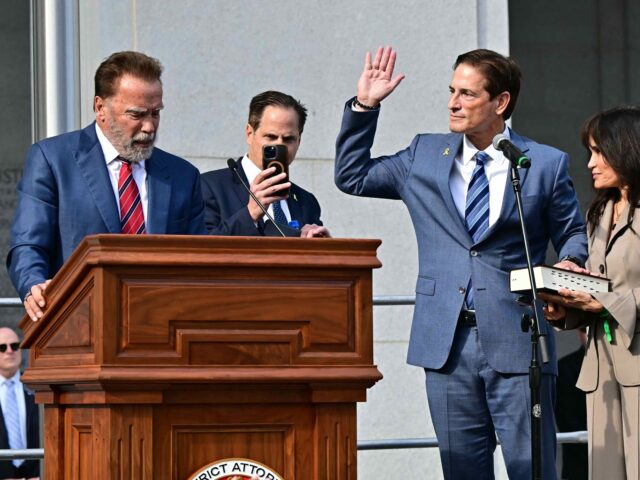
[541,105,640,479]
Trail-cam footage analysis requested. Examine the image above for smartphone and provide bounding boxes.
[262,144,290,197]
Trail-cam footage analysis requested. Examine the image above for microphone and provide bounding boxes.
[226,158,286,237]
[492,134,531,168]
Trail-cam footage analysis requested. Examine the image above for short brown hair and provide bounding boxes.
[94,51,163,99]
[248,91,308,133]
[454,49,522,120]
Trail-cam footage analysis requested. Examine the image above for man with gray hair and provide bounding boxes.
[7,51,206,323]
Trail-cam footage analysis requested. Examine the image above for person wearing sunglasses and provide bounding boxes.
[0,327,39,479]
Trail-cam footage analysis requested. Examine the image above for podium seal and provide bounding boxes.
[187,458,284,480]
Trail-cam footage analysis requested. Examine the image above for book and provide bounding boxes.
[509,265,611,294]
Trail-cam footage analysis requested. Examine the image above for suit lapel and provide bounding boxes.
[75,124,121,233]
[485,129,531,237]
[507,129,531,188]
[287,185,304,225]
[587,201,613,267]
[606,201,631,255]
[23,388,35,414]
[23,388,36,443]
[231,159,251,205]
[146,151,172,234]
[0,393,6,449]
[435,135,469,240]
[231,159,268,230]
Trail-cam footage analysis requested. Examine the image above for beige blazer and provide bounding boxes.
[565,200,640,390]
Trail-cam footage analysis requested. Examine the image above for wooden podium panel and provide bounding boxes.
[20,235,381,480]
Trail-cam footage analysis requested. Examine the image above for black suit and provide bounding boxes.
[201,159,323,236]
[0,386,39,479]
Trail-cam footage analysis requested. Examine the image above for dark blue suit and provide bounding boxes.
[0,385,39,479]
[335,102,587,479]
[7,123,206,300]
[201,159,323,236]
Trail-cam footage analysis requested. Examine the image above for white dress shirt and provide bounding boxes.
[449,126,511,228]
[0,371,26,449]
[241,155,291,223]
[95,123,149,222]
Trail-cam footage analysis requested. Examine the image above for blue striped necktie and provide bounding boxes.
[3,380,24,467]
[464,151,491,309]
[272,200,288,226]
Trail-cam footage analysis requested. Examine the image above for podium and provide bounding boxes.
[19,235,382,480]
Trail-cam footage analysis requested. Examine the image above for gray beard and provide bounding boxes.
[108,119,156,164]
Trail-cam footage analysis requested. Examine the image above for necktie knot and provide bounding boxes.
[475,151,490,166]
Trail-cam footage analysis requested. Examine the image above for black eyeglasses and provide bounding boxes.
[0,343,20,353]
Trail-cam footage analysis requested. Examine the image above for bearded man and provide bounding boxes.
[7,51,206,322]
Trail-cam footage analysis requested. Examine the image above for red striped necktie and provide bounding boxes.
[118,158,146,234]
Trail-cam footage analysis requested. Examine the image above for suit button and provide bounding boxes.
[470,250,478,257]
[599,264,605,274]
[458,286,466,294]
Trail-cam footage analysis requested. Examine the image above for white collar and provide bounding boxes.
[95,123,120,163]
[461,125,510,166]
[240,154,262,185]
[2,370,20,385]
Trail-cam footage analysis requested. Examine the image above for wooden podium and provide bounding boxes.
[19,235,382,480]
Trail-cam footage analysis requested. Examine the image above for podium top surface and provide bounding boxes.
[69,234,382,266]
[19,235,382,357]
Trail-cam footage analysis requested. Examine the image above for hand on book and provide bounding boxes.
[553,259,591,275]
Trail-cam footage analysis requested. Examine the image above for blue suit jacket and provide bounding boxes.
[335,103,587,375]
[7,123,207,300]
[201,159,323,236]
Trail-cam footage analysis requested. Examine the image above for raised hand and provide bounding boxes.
[355,46,405,109]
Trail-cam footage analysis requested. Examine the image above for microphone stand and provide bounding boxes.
[509,160,549,480]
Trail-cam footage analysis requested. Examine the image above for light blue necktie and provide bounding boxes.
[3,380,24,467]
[272,200,288,226]
[464,151,491,309]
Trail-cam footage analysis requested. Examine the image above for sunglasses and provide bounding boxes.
[0,343,20,353]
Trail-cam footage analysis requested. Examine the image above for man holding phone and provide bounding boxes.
[201,90,330,237]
